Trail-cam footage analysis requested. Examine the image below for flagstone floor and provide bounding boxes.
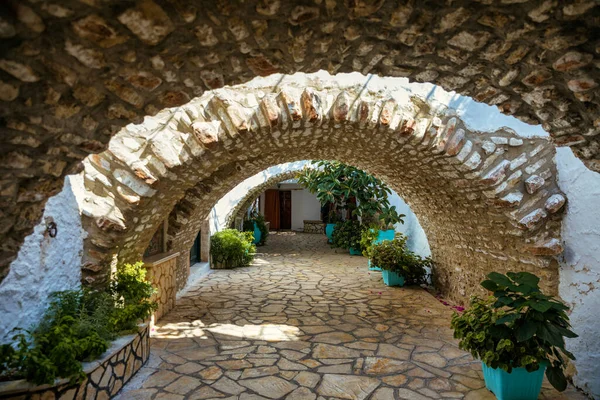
[117,232,586,400]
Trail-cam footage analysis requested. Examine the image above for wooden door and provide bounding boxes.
[279,190,292,230]
[189,230,201,264]
[264,189,280,230]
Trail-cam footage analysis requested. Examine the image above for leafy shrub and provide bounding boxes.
[109,261,157,332]
[243,214,268,245]
[297,161,405,226]
[360,226,379,258]
[451,272,577,392]
[331,220,365,250]
[370,236,431,285]
[211,229,255,269]
[0,262,157,385]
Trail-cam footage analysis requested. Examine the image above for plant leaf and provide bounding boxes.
[546,365,568,392]
[516,320,538,342]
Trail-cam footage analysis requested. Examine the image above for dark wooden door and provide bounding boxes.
[279,190,292,230]
[264,189,280,230]
[189,230,201,263]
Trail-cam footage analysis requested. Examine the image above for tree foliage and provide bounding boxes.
[451,271,577,392]
[296,160,405,228]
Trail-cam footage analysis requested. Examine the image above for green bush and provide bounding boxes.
[451,272,577,392]
[359,226,379,258]
[211,229,255,269]
[109,261,157,332]
[331,220,365,250]
[296,160,405,225]
[243,214,269,245]
[0,262,157,385]
[370,236,431,285]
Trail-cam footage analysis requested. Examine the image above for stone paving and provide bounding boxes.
[117,232,586,400]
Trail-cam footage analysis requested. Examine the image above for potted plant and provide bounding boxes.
[243,213,269,246]
[331,219,365,255]
[325,209,342,244]
[360,225,380,270]
[297,160,403,242]
[376,205,405,241]
[451,272,577,400]
[361,208,406,270]
[370,237,431,286]
[210,229,255,269]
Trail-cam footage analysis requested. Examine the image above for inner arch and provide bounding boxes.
[75,74,565,305]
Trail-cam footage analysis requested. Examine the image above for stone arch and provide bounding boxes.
[73,77,565,305]
[222,170,299,229]
[0,1,598,278]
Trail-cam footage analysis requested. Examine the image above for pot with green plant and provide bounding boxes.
[331,219,365,255]
[210,229,256,269]
[325,209,341,244]
[451,272,577,400]
[243,213,268,245]
[370,236,431,286]
[376,205,405,241]
[297,160,402,243]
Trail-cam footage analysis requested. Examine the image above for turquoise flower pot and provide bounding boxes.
[482,362,546,400]
[382,270,405,286]
[368,259,381,271]
[349,247,362,256]
[376,229,395,243]
[325,223,335,243]
[252,222,261,245]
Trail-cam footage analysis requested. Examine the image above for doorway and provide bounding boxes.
[189,230,201,264]
[263,189,292,230]
[279,190,292,230]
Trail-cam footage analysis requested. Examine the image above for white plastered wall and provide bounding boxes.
[0,176,85,344]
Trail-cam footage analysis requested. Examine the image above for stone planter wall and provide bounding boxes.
[0,324,149,400]
[144,252,178,324]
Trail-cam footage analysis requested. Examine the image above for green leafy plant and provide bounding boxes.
[370,236,431,285]
[243,213,269,245]
[109,261,158,332]
[377,206,405,230]
[325,209,342,224]
[0,262,157,385]
[331,220,365,250]
[360,226,380,258]
[210,229,256,269]
[451,271,577,392]
[297,161,405,228]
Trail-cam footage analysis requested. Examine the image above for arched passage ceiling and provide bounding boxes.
[57,76,566,305]
[0,0,598,279]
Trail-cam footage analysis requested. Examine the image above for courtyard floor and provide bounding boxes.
[117,232,586,400]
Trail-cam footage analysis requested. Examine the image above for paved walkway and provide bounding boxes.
[118,232,586,400]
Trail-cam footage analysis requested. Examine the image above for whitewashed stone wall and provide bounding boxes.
[0,176,85,344]
[556,148,600,399]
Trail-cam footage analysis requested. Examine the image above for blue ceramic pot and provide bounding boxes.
[349,247,362,256]
[325,223,335,243]
[382,270,405,286]
[252,222,261,245]
[481,362,546,400]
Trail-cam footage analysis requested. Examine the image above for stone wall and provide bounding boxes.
[0,0,599,283]
[0,325,149,400]
[72,76,565,307]
[143,252,178,325]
